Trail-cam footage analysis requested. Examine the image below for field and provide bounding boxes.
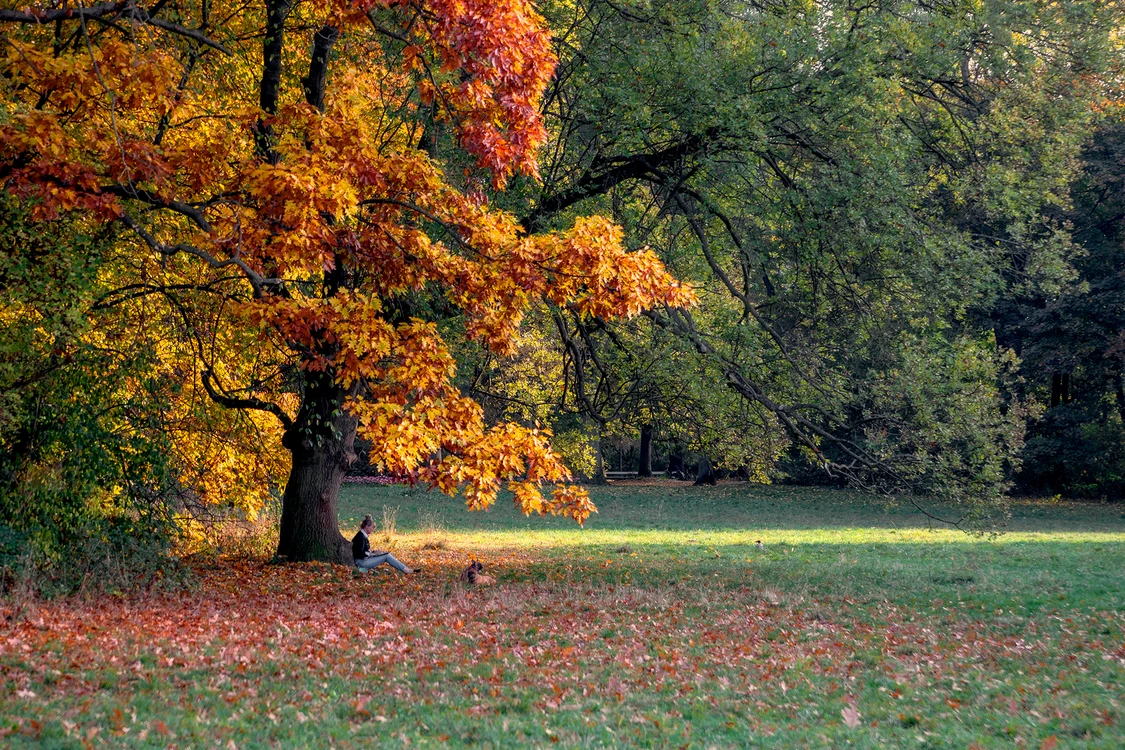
[3,483,1124,748]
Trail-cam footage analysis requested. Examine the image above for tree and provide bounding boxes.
[0,0,692,562]
[517,0,1121,524]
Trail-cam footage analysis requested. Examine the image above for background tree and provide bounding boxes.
[1004,119,1125,497]
[512,0,1122,523]
[0,0,692,563]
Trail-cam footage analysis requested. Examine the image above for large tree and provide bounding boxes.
[0,0,691,562]
[513,0,1122,523]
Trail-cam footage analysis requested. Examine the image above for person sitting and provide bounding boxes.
[352,515,419,574]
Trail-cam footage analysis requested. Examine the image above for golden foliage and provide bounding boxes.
[0,0,693,523]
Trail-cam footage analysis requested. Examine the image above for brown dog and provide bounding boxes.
[459,560,495,586]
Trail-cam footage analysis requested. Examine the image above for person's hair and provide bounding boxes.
[361,514,374,530]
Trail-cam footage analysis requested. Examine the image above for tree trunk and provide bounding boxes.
[637,424,653,477]
[668,452,685,479]
[590,434,607,485]
[1051,372,1062,408]
[1116,373,1125,425]
[693,457,716,486]
[276,373,357,564]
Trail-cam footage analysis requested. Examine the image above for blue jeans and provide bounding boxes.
[355,553,408,573]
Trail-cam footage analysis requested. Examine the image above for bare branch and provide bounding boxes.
[105,184,213,232]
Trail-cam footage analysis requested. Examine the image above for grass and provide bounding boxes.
[2,482,1124,748]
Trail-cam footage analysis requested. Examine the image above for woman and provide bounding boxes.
[352,515,420,574]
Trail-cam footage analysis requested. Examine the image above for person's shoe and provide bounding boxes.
[410,567,423,574]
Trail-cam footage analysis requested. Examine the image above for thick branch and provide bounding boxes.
[0,3,232,54]
[117,211,279,295]
[201,369,294,431]
[256,0,292,163]
[105,184,213,232]
[522,129,719,231]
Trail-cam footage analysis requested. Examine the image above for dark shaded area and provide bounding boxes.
[997,124,1125,498]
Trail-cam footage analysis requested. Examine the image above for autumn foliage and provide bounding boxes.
[0,0,692,547]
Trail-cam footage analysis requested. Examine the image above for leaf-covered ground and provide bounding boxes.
[3,485,1124,748]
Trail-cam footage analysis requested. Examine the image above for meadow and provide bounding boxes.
[2,482,1124,748]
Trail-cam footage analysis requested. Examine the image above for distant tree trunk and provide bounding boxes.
[1116,374,1125,424]
[638,424,653,477]
[590,434,607,485]
[668,452,685,479]
[693,457,717,486]
[1051,372,1073,407]
[276,371,355,564]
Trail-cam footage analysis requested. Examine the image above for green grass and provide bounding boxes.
[2,483,1123,748]
[342,482,1125,613]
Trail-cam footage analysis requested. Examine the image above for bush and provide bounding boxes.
[0,515,190,599]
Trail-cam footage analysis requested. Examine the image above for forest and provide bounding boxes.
[2,0,1122,578]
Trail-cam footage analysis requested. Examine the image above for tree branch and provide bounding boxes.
[201,369,294,431]
[105,184,213,232]
[302,25,339,113]
[522,128,721,231]
[117,211,280,296]
[0,2,232,54]
[255,0,292,163]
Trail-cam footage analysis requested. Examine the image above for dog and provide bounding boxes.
[459,560,495,586]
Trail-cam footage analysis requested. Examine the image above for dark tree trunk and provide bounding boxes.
[1116,374,1125,425]
[1061,373,1070,404]
[694,457,717,486]
[590,435,607,485]
[276,371,356,564]
[668,452,685,480]
[637,424,653,477]
[1051,372,1062,408]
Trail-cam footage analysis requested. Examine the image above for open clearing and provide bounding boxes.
[3,484,1124,748]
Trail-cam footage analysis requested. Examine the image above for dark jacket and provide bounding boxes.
[351,530,369,562]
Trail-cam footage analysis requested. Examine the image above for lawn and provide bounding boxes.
[2,483,1124,748]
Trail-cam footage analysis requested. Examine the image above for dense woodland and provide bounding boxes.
[1,0,1123,587]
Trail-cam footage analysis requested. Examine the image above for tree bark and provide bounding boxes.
[638,424,653,477]
[1051,372,1062,408]
[276,372,356,564]
[693,457,716,486]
